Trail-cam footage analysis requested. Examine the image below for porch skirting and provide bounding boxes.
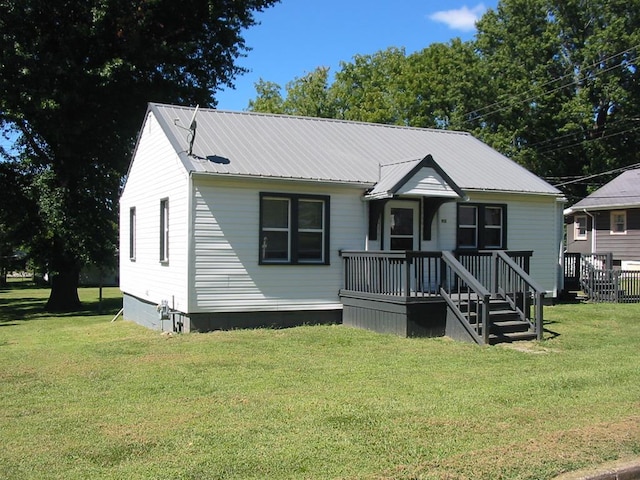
[339,292,447,338]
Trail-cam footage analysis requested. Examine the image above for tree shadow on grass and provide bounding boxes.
[1,287,122,323]
[0,297,48,321]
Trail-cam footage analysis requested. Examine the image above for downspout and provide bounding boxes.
[583,209,596,253]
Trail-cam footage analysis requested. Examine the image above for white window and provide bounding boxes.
[574,215,587,240]
[129,207,136,260]
[160,198,169,262]
[610,210,627,235]
[260,193,329,264]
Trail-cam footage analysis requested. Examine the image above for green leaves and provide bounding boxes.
[0,0,280,308]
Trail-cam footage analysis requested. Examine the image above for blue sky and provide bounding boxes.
[1,2,497,153]
[215,1,499,111]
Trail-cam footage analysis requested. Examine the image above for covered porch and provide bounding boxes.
[339,250,545,345]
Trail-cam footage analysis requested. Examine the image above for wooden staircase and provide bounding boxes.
[462,298,538,345]
[440,250,545,345]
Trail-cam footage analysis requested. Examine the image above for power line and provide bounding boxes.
[539,124,640,158]
[463,44,640,121]
[553,162,640,188]
[525,116,640,150]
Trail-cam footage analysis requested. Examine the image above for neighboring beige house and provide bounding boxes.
[565,168,640,270]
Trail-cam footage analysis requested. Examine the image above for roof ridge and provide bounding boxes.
[149,102,471,137]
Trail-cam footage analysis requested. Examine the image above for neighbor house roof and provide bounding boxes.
[145,103,561,196]
[565,168,640,214]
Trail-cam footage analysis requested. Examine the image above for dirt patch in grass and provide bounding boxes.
[498,341,559,354]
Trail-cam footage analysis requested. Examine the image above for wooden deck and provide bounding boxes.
[339,250,544,344]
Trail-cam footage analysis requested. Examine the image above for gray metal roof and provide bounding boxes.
[147,103,561,196]
[568,168,640,211]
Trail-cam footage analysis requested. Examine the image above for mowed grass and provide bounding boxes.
[1,284,639,479]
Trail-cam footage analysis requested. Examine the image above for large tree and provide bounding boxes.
[474,0,640,202]
[0,0,278,310]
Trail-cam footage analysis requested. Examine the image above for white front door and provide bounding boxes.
[384,200,420,250]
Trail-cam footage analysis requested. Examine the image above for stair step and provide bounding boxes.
[491,319,531,333]
[489,330,537,344]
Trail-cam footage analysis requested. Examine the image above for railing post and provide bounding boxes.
[440,256,447,292]
[536,293,544,340]
[405,252,412,298]
[482,293,490,345]
[491,251,499,297]
[606,252,613,270]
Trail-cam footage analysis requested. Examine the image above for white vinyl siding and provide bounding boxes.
[471,191,562,297]
[190,176,365,313]
[119,112,190,313]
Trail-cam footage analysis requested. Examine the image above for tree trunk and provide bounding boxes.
[45,267,81,312]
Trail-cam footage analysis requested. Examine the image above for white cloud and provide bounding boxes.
[428,4,487,32]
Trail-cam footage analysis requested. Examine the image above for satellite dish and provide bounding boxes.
[187,105,198,156]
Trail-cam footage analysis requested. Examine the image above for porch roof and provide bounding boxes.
[364,155,466,200]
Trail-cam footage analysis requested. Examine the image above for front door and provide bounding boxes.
[384,200,419,250]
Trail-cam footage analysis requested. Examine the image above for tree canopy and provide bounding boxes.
[248,0,640,203]
[0,0,279,310]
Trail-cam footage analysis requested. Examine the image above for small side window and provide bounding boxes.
[610,210,626,235]
[160,198,169,262]
[574,215,587,240]
[129,207,136,260]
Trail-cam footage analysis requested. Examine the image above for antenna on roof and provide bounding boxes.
[187,105,199,157]
[174,106,200,156]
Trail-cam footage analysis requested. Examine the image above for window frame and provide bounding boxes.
[456,203,507,250]
[574,214,588,240]
[457,204,478,249]
[259,192,330,265]
[129,207,136,260]
[160,198,169,263]
[610,210,627,235]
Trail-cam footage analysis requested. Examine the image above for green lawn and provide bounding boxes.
[1,284,639,479]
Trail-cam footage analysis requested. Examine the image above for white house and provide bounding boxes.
[119,103,565,342]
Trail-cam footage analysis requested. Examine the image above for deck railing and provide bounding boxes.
[494,251,545,339]
[456,250,533,292]
[563,252,640,303]
[581,259,640,303]
[440,251,491,344]
[340,250,442,298]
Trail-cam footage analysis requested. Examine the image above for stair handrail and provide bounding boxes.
[440,251,492,344]
[494,250,545,340]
